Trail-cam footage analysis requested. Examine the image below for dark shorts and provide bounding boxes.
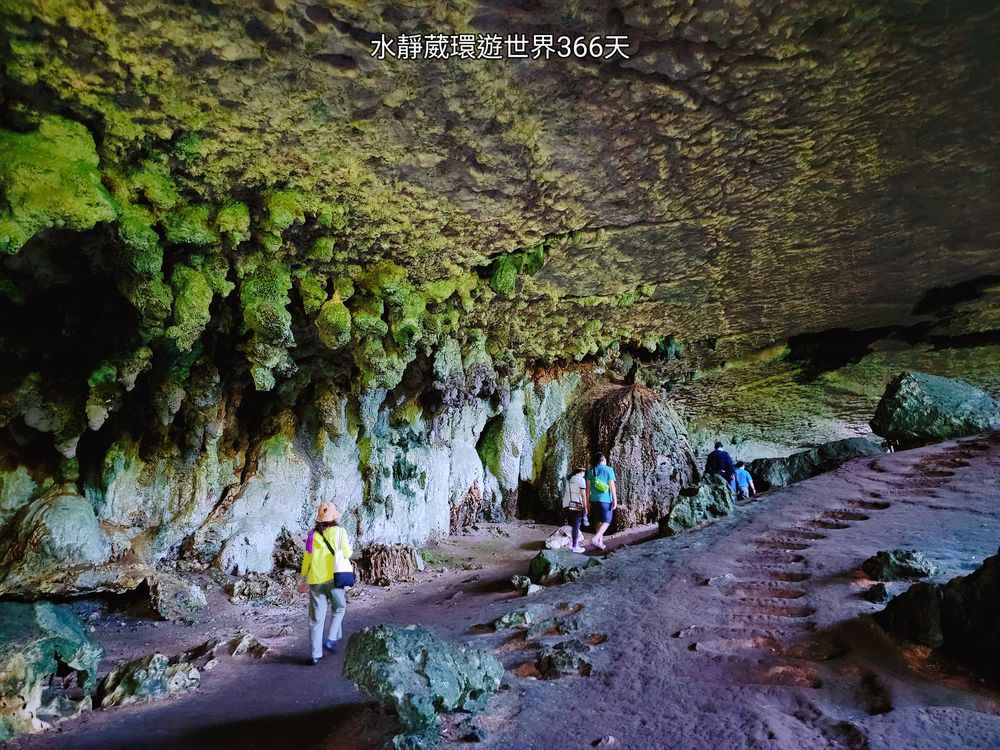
[590,501,613,524]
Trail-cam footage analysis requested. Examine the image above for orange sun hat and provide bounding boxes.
[316,503,341,522]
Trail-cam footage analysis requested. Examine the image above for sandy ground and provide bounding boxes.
[10,435,1000,749]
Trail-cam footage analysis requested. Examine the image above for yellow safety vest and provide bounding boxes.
[300,526,352,585]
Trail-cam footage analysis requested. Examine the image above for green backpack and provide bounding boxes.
[592,469,610,493]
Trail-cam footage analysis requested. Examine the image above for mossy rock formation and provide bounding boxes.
[0,602,103,741]
[871,371,1000,446]
[343,624,502,745]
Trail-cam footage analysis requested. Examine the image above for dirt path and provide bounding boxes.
[11,436,1000,749]
[9,520,652,750]
[464,434,1000,749]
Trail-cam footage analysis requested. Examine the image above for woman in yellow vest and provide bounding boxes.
[299,503,353,665]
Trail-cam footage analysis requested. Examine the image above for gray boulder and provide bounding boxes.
[876,548,1000,682]
[0,602,103,741]
[747,437,884,492]
[862,549,939,581]
[98,653,200,708]
[658,474,735,536]
[150,571,207,623]
[871,371,1000,445]
[0,485,150,598]
[343,624,502,742]
[527,549,600,585]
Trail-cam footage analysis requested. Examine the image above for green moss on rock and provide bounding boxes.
[0,116,115,255]
[239,256,294,390]
[216,199,250,244]
[315,298,351,350]
[116,205,162,278]
[160,203,219,247]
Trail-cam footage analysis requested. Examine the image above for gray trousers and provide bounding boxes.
[308,582,346,658]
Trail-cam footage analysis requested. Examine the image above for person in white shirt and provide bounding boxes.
[562,465,589,553]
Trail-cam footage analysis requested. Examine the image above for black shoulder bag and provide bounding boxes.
[316,528,356,588]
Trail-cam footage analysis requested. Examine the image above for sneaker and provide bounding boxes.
[592,539,606,550]
[310,657,321,665]
[323,639,337,653]
[571,545,586,554]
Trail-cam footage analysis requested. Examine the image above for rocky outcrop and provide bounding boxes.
[149,571,208,623]
[592,386,698,529]
[528,549,600,586]
[0,602,103,741]
[871,371,1000,445]
[0,485,150,597]
[747,437,884,492]
[876,549,1000,683]
[861,549,939,581]
[658,475,735,537]
[343,625,502,747]
[529,383,697,530]
[98,653,200,708]
[537,639,594,679]
[97,631,268,708]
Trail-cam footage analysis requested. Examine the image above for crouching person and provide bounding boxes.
[299,502,354,665]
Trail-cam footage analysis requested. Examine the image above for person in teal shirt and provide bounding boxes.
[585,452,617,550]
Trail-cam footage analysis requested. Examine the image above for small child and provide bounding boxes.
[734,461,755,501]
[562,466,589,553]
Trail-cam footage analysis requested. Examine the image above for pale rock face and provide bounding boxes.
[0,465,39,528]
[478,374,582,518]
[313,426,365,536]
[212,434,313,575]
[0,370,694,594]
[89,436,234,563]
[0,487,112,596]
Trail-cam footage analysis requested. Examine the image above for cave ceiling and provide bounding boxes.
[1,0,999,396]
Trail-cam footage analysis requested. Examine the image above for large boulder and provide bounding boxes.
[0,602,103,741]
[658,474,735,536]
[529,383,696,531]
[861,549,939,581]
[876,548,1000,682]
[870,371,1000,445]
[747,437,883,492]
[592,386,698,529]
[0,485,150,597]
[343,625,502,740]
[528,549,600,585]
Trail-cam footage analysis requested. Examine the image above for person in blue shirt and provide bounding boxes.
[704,441,736,490]
[734,461,756,501]
[585,452,617,550]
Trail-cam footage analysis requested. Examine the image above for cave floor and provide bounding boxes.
[11,436,1000,750]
